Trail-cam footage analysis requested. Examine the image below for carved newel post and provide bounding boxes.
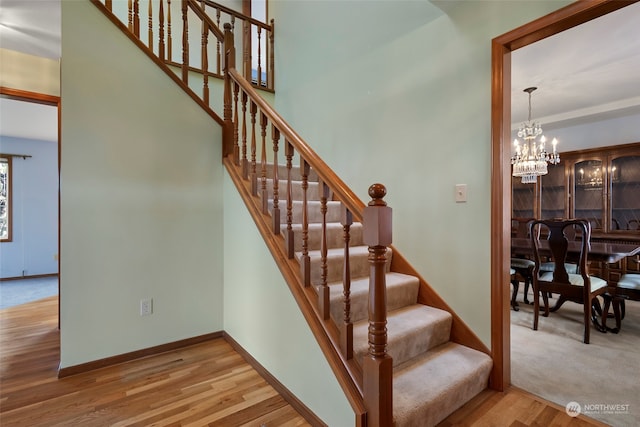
[362,183,393,427]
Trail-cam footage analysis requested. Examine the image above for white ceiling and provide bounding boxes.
[0,1,639,147]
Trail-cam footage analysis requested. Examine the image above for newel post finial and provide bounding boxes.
[362,183,392,427]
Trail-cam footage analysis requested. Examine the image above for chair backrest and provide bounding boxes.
[530,219,591,285]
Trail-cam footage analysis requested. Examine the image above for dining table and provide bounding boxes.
[510,237,640,333]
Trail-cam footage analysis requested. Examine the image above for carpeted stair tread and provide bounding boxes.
[262,163,319,182]
[328,272,419,324]
[281,222,364,253]
[262,178,321,201]
[353,304,452,368]
[392,342,493,427]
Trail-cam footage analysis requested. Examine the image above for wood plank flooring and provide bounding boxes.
[0,297,310,427]
[1,297,610,426]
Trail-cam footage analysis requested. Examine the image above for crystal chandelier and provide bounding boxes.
[511,87,560,184]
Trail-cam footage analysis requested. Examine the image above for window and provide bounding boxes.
[0,155,11,242]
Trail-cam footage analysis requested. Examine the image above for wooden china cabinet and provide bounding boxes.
[511,142,640,282]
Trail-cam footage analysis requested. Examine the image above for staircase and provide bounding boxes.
[260,164,492,426]
[92,1,494,425]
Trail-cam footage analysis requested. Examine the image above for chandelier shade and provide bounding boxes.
[511,87,560,184]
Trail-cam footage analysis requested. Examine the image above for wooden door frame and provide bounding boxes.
[0,87,61,324]
[489,0,637,390]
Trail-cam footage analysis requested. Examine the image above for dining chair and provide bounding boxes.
[530,219,609,344]
[604,257,640,330]
[539,223,579,275]
[511,218,536,306]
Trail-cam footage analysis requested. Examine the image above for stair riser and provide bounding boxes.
[284,223,364,253]
[330,273,417,325]
[303,248,391,286]
[270,200,346,224]
[353,310,452,368]
[262,163,320,182]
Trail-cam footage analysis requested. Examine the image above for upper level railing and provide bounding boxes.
[101,0,274,94]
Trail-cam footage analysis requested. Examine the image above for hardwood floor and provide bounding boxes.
[1,297,609,426]
[0,297,310,426]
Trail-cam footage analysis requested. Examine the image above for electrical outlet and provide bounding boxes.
[140,298,153,316]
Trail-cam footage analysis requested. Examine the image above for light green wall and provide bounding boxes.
[269,0,571,345]
[222,172,353,426]
[60,0,223,368]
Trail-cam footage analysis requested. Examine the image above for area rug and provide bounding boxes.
[511,288,640,427]
[0,277,58,309]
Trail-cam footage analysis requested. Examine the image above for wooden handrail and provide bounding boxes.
[228,68,367,220]
[201,0,272,31]
[185,0,224,41]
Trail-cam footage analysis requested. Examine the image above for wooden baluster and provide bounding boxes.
[260,112,268,214]
[148,0,153,49]
[362,183,393,427]
[300,160,311,287]
[222,23,235,159]
[233,82,240,165]
[231,16,235,32]
[272,126,280,235]
[256,26,262,87]
[159,0,165,61]
[181,0,188,83]
[202,20,209,105]
[241,91,248,179]
[167,0,172,61]
[250,100,258,196]
[341,208,353,359]
[105,0,112,11]
[128,0,133,31]
[215,9,221,76]
[134,0,140,37]
[319,181,330,320]
[285,140,294,258]
[243,21,251,83]
[268,20,275,89]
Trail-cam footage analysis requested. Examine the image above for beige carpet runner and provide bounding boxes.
[262,164,492,427]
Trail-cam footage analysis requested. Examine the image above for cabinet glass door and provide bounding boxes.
[541,163,565,219]
[574,159,604,230]
[512,175,535,219]
[611,155,640,232]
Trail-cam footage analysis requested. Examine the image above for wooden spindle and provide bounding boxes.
[243,21,251,83]
[269,19,275,89]
[134,0,140,37]
[250,100,258,196]
[105,0,112,11]
[202,21,209,105]
[319,181,330,320]
[148,0,153,49]
[241,91,249,178]
[159,0,165,61]
[260,112,268,214]
[181,0,189,83]
[256,27,262,87]
[216,9,221,76]
[285,140,294,258]
[341,208,353,359]
[233,82,240,164]
[167,0,172,61]
[272,126,281,235]
[222,23,235,159]
[362,183,393,427]
[301,160,311,287]
[128,0,133,31]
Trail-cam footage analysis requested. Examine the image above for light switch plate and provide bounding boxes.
[455,184,467,203]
